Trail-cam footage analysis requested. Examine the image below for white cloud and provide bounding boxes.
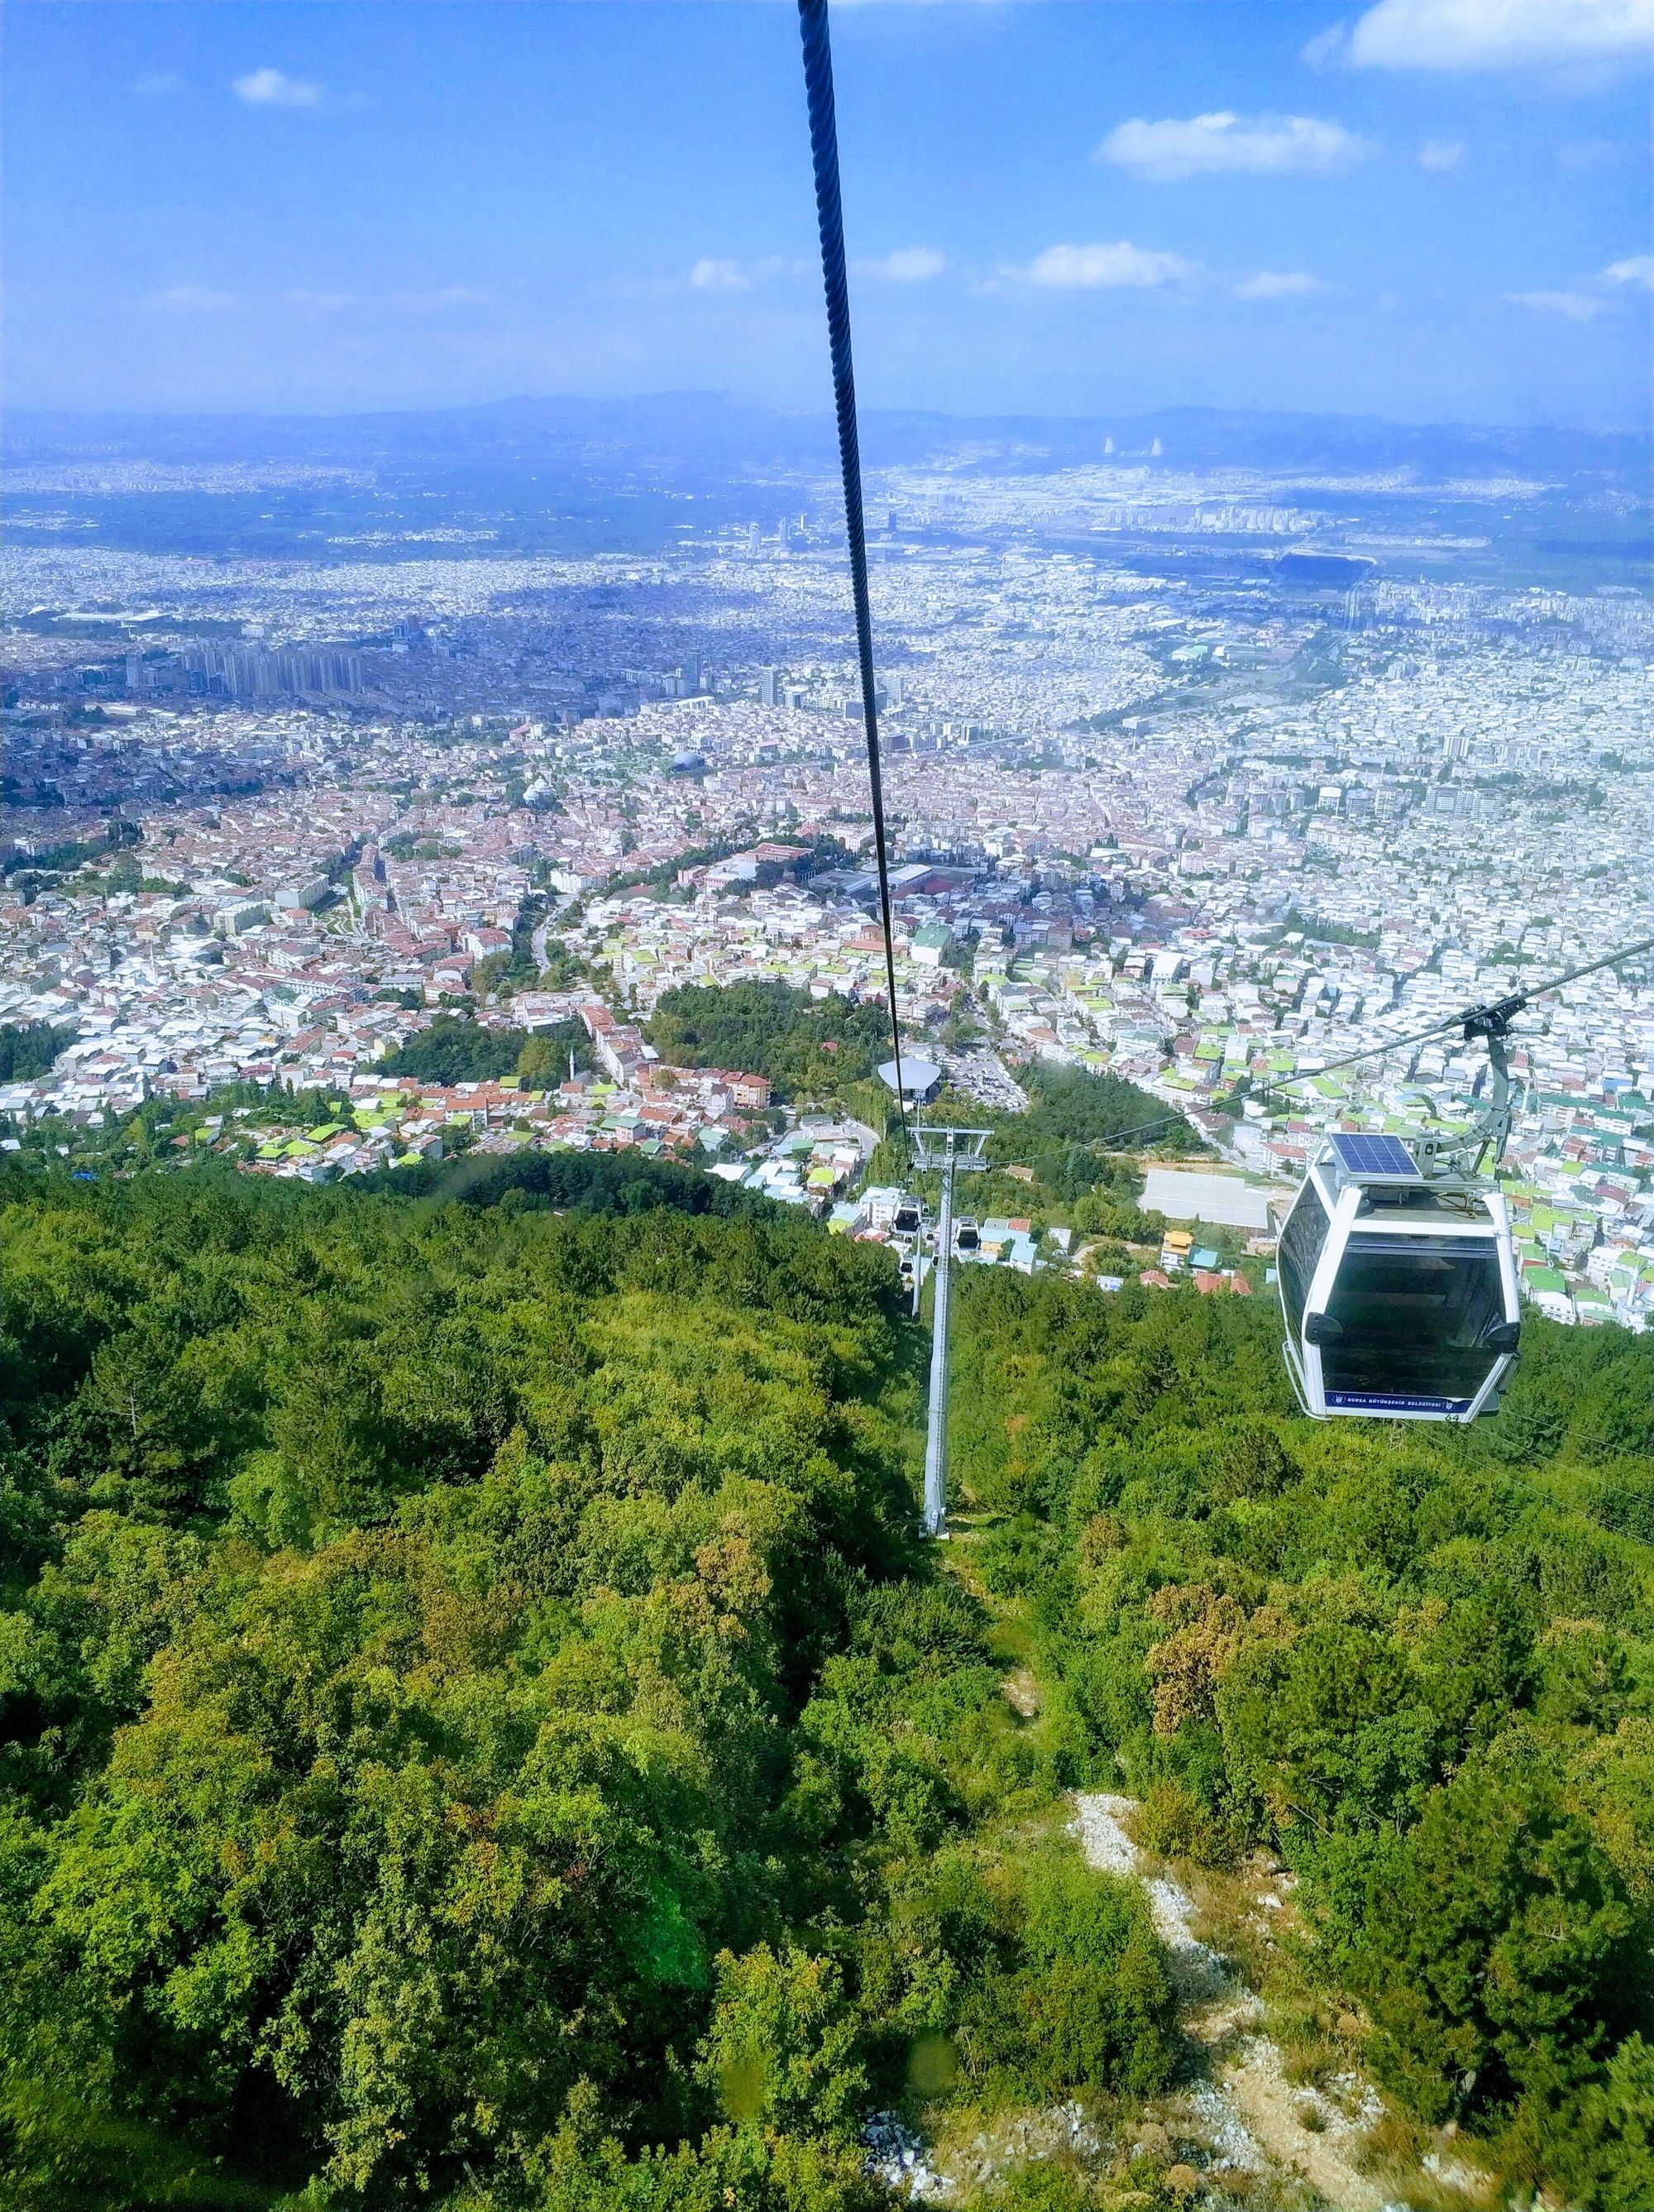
[691,258,755,293]
[1097,111,1370,180]
[1327,0,1654,70]
[693,246,942,292]
[857,247,948,282]
[233,66,323,108]
[1556,137,1632,170]
[1009,242,1196,290]
[387,286,492,312]
[1509,288,1604,320]
[131,72,185,98]
[687,256,803,293]
[1418,138,1468,169]
[284,290,357,314]
[144,284,236,314]
[1234,270,1327,299]
[1502,258,1652,319]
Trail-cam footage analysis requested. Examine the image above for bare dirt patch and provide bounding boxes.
[1072,1792,1404,2212]
[1001,1667,1041,1718]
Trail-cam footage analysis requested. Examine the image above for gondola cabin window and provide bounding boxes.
[1320,1232,1507,1404]
[1278,1182,1330,1338]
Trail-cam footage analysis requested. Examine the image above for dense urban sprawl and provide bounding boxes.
[4,459,1651,1327]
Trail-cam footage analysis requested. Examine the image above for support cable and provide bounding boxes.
[797,0,906,1134]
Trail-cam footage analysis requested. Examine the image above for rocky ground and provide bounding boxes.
[1072,1793,1399,2211]
[858,1785,1490,2209]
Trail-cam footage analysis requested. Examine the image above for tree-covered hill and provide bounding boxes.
[1015,1063,1204,1158]
[0,1021,75,1084]
[906,1062,1206,1233]
[4,1155,1652,2210]
[0,1166,1173,2211]
[646,981,891,1102]
[951,1267,1654,2209]
[376,1011,593,1088]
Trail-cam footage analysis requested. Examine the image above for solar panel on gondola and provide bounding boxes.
[1327,1132,1418,1179]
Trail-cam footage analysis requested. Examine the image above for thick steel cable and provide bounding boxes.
[797,0,907,1136]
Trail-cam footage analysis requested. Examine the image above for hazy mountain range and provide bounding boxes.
[7,394,1647,489]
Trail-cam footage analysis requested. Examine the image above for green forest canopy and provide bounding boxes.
[377,1013,593,1089]
[909,1063,1205,1229]
[1016,1063,1202,1156]
[0,1153,1650,2210]
[646,982,891,1103]
[0,1162,1171,2212]
[950,1265,1654,2210]
[0,1022,75,1084]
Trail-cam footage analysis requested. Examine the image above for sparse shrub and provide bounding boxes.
[963,2164,1100,2210]
[1134,1777,1239,1870]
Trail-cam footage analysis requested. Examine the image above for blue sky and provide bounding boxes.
[6,0,1650,427]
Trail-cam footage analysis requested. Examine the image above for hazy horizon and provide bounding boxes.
[9,389,1653,438]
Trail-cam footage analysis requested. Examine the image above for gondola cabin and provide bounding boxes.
[1279,1132,1521,1423]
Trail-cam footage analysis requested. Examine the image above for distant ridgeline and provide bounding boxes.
[2,1151,1649,2211]
[7,398,1648,484]
[6,402,1646,578]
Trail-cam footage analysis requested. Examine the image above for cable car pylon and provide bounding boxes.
[910,1126,991,1535]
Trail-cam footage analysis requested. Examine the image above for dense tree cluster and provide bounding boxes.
[0,1166,1171,2210]
[0,1022,76,1084]
[910,1065,1198,1232]
[377,1014,593,1089]
[378,1013,528,1085]
[6,1137,1648,2208]
[2,821,142,904]
[951,1268,1654,2207]
[646,983,892,1103]
[1014,1066,1202,1158]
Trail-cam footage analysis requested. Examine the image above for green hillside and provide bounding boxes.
[645,981,892,1102]
[951,1267,1654,2209]
[1,1161,1650,2210]
[0,1166,1167,2212]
